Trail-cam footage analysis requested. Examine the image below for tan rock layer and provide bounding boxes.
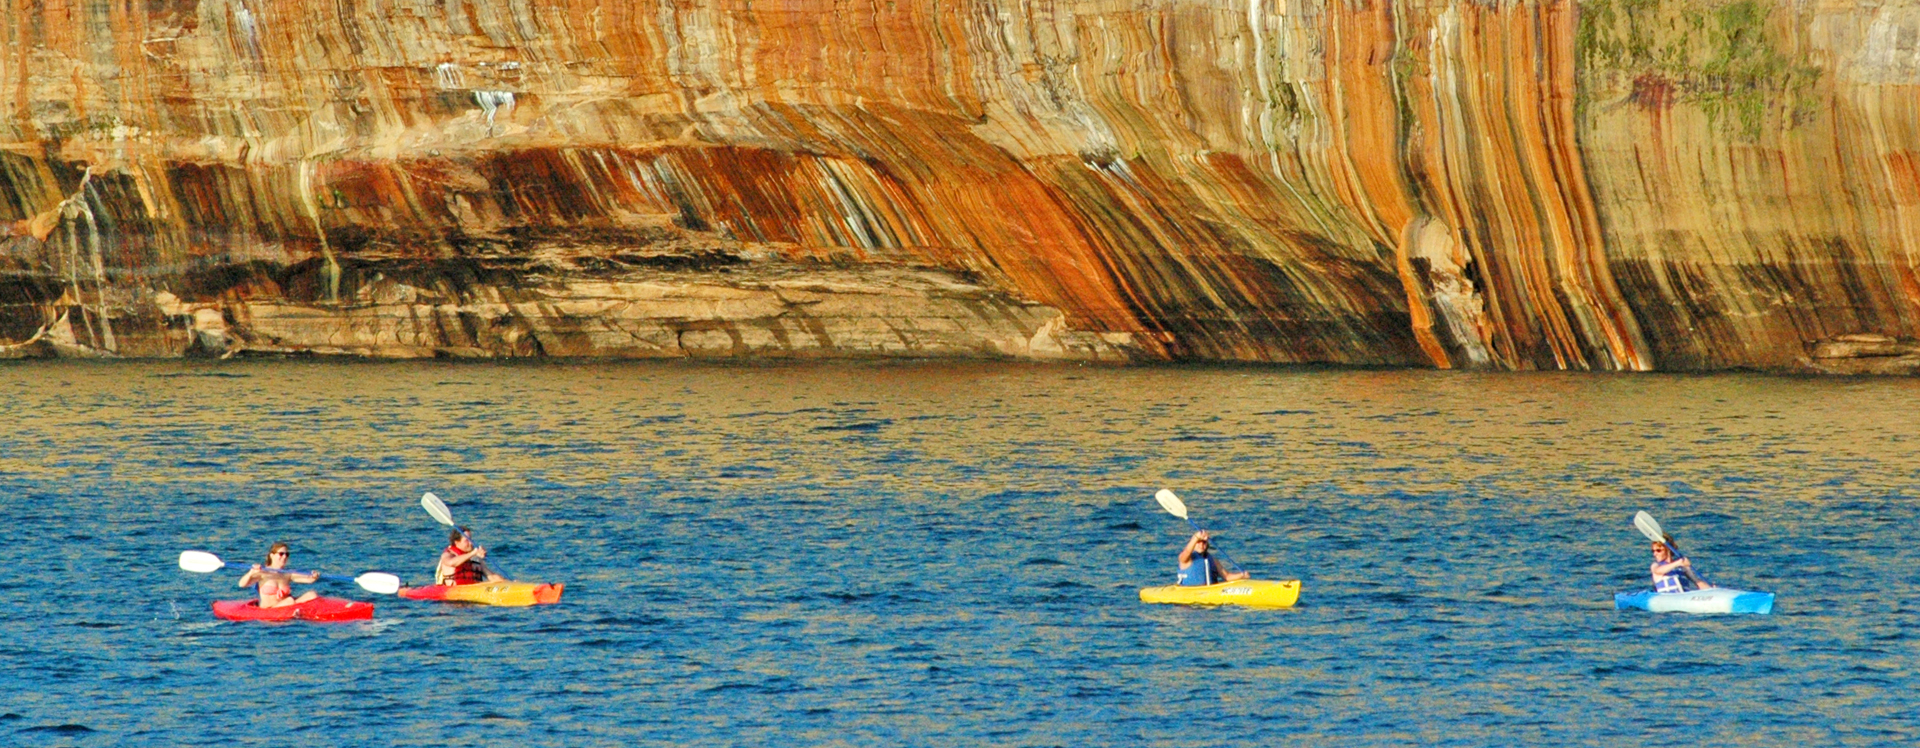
[0,0,1915,369]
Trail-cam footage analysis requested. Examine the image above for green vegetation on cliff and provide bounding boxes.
[1577,0,1822,137]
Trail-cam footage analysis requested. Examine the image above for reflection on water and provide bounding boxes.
[1,362,1917,745]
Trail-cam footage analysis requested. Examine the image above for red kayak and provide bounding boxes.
[212,597,374,622]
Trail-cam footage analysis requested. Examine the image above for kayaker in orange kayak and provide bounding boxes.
[237,542,321,607]
[436,528,507,585]
[1178,530,1248,586]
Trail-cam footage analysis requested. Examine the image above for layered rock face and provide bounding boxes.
[1,0,1916,369]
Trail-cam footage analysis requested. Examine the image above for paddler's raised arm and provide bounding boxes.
[1178,531,1209,566]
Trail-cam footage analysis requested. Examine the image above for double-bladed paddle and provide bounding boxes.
[421,491,511,579]
[177,550,401,595]
[1155,488,1245,574]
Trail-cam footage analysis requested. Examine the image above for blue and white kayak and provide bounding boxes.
[1615,588,1774,615]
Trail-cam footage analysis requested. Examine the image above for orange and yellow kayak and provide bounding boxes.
[399,581,564,606]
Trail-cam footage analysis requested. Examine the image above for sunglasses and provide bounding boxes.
[271,551,289,557]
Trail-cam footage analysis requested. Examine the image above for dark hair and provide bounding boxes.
[448,528,469,545]
[266,542,290,565]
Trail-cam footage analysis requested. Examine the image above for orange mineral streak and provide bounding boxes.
[1536,0,1648,371]
[1398,0,1651,371]
[1320,0,1449,367]
[1485,3,1591,370]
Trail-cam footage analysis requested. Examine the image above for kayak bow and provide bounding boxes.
[1139,579,1301,609]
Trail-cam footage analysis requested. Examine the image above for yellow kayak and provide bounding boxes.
[400,581,564,606]
[1139,579,1300,608]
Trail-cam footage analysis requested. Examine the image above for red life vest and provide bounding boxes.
[443,545,484,585]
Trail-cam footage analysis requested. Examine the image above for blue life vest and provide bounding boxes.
[1178,552,1216,586]
[1653,557,1692,593]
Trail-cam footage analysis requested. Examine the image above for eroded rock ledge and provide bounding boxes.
[1,238,1136,361]
[1805,334,1920,376]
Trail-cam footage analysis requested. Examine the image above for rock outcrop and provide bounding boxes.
[2,0,1917,369]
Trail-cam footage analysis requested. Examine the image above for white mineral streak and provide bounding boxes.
[475,91,516,134]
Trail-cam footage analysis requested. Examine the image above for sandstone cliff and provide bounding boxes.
[2,0,1917,370]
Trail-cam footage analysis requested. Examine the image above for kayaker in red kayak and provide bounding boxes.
[1650,534,1713,593]
[237,542,321,607]
[436,528,507,585]
[1178,530,1248,586]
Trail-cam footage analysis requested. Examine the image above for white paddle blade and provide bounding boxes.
[178,550,228,574]
[421,492,456,527]
[1154,489,1189,520]
[1633,511,1665,543]
[355,572,402,595]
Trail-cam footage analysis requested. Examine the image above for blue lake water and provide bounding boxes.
[1,362,1916,746]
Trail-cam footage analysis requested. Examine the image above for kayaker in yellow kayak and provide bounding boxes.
[1178,530,1249,586]
[436,528,507,585]
[1650,534,1712,593]
[237,542,321,608]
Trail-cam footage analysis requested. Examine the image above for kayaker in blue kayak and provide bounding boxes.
[436,528,507,585]
[1178,530,1249,586]
[1650,535,1713,593]
[237,542,321,608]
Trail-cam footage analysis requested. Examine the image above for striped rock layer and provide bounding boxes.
[2,0,1917,369]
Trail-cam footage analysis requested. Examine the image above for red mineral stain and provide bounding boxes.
[1888,151,1920,206]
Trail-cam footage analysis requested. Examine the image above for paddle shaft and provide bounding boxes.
[181,550,399,594]
[234,565,354,586]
